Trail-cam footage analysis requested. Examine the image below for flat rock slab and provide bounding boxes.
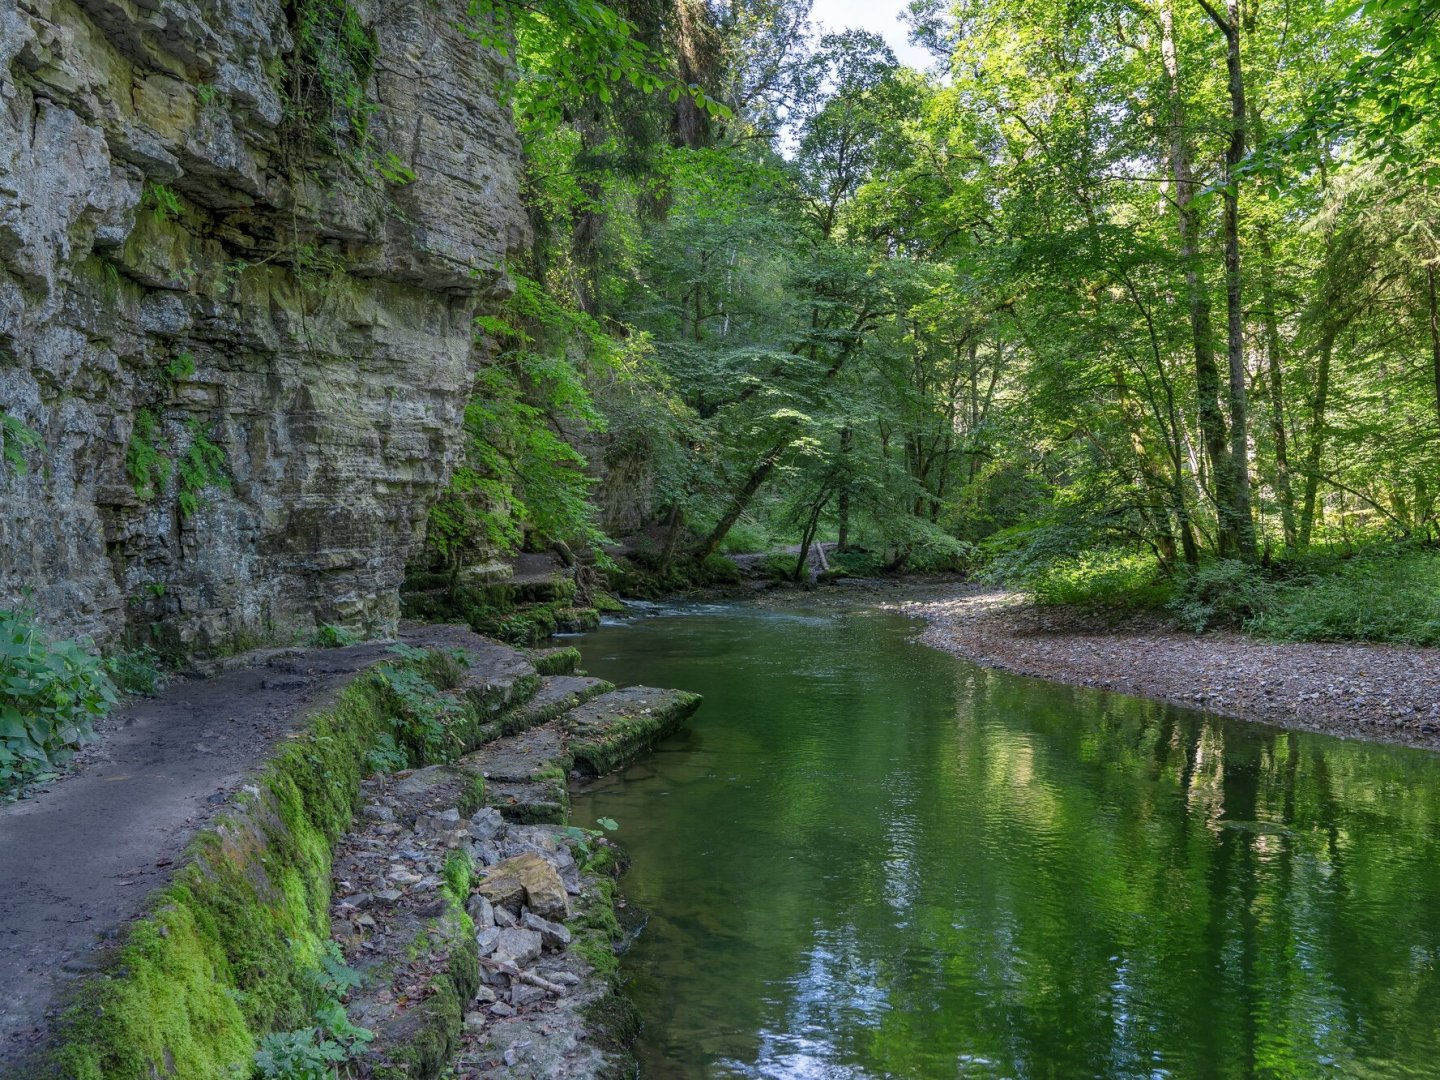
[502,675,611,735]
[564,687,703,776]
[463,727,570,783]
[485,779,569,825]
[0,625,481,1070]
[458,645,539,715]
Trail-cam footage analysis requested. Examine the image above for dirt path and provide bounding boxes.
[0,628,466,1068]
[898,585,1440,751]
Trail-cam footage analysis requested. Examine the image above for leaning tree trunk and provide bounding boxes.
[696,444,785,562]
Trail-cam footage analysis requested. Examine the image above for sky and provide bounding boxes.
[806,0,936,71]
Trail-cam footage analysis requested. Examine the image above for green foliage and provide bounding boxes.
[428,273,618,568]
[126,409,171,503]
[165,351,197,383]
[1027,552,1174,613]
[310,623,359,648]
[1,410,41,476]
[1250,549,1440,646]
[462,0,730,129]
[104,646,169,697]
[1169,561,1278,633]
[370,651,466,764]
[286,0,377,155]
[142,182,183,222]
[363,732,408,774]
[252,943,372,1080]
[177,419,230,516]
[0,610,116,795]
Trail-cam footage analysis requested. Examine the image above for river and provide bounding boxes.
[569,601,1440,1079]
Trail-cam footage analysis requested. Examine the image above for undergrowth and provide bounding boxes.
[1001,543,1440,646]
[0,610,115,796]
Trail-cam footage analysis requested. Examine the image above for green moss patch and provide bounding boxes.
[46,675,403,1078]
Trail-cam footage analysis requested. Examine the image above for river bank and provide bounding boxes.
[895,583,1440,752]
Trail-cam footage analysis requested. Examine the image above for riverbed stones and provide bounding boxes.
[468,806,505,842]
[415,808,461,836]
[467,893,496,928]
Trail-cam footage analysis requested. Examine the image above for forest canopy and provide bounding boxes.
[427,0,1440,633]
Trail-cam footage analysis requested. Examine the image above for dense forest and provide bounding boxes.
[442,0,1440,641]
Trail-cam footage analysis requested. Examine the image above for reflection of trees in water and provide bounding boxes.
[573,615,1440,1078]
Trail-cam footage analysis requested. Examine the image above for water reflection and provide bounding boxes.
[571,605,1440,1079]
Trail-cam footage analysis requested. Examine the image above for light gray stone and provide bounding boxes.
[492,928,542,968]
[522,910,572,951]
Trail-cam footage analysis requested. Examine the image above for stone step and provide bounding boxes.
[458,642,541,718]
[483,778,569,826]
[464,727,570,784]
[455,726,571,825]
[499,675,612,736]
[563,686,703,776]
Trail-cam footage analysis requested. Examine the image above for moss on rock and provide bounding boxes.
[45,675,402,1078]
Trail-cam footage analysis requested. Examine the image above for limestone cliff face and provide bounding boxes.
[0,0,526,647]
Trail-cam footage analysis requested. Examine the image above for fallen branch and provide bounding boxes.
[478,955,566,995]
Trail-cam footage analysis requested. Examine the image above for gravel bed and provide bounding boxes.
[898,585,1440,752]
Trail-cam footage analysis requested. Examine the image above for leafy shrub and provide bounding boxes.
[253,944,372,1079]
[176,419,230,516]
[1250,549,1440,646]
[363,732,408,773]
[126,409,171,502]
[1027,550,1173,611]
[1,410,41,475]
[370,647,469,763]
[310,623,360,648]
[0,610,116,793]
[1169,560,1276,632]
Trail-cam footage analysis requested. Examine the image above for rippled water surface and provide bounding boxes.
[569,603,1440,1079]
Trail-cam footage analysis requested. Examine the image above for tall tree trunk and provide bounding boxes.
[1257,226,1298,549]
[1202,0,1258,560]
[836,426,852,550]
[1161,0,1236,556]
[658,503,684,576]
[1298,326,1336,547]
[1429,264,1440,431]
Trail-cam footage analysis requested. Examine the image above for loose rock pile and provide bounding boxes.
[333,780,630,1078]
[325,643,698,1078]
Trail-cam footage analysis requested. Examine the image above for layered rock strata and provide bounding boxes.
[0,0,526,647]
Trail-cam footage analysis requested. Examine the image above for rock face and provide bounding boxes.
[0,0,526,647]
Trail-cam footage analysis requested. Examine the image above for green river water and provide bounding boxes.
[568,602,1440,1079]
